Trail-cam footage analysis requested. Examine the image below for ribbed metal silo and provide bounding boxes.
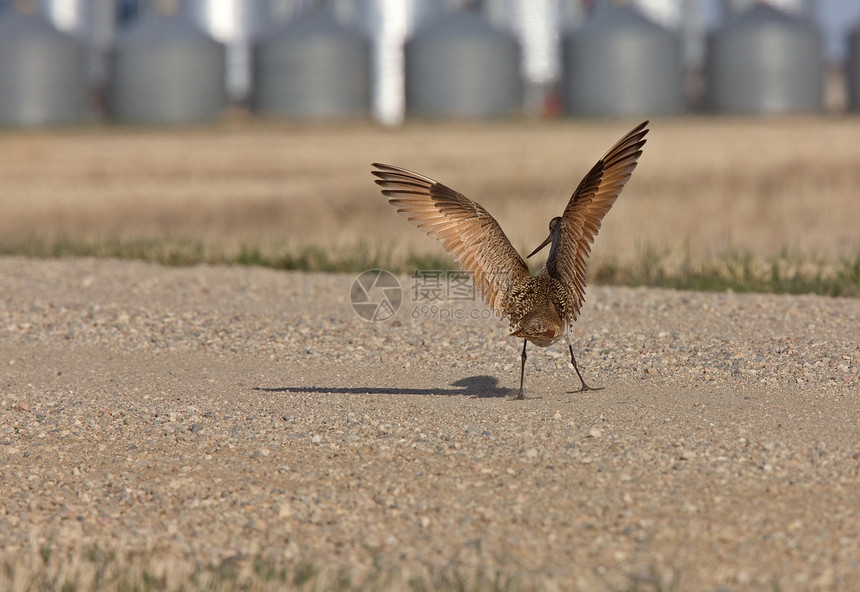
[41,0,117,90]
[109,12,226,124]
[848,23,860,112]
[252,9,371,119]
[561,4,684,117]
[705,4,822,115]
[405,11,522,119]
[0,10,87,126]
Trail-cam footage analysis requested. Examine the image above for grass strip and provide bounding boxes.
[3,546,525,592]
[1,237,858,298]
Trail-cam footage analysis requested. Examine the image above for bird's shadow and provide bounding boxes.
[253,375,514,398]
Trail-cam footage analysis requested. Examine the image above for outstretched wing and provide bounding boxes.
[547,121,649,319]
[372,163,531,317]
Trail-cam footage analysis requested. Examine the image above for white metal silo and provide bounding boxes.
[252,8,371,119]
[847,21,860,112]
[705,3,822,114]
[109,9,227,123]
[562,3,684,117]
[0,8,88,126]
[405,10,522,119]
[40,0,116,92]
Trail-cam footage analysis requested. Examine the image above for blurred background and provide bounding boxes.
[0,0,858,294]
[0,0,859,124]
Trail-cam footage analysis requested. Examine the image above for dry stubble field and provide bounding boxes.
[1,117,860,591]
[2,116,859,268]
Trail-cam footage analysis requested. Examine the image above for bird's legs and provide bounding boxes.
[511,339,527,400]
[569,344,603,393]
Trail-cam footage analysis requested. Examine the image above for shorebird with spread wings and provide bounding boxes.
[372,121,648,399]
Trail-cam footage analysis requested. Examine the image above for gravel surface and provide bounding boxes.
[2,257,859,590]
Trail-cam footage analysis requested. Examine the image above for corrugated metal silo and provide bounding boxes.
[561,4,684,117]
[109,12,226,124]
[0,10,87,126]
[405,11,522,119]
[252,9,371,119]
[41,0,117,90]
[848,23,860,112]
[705,4,822,114]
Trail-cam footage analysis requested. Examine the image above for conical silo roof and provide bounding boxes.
[562,4,684,117]
[405,11,522,119]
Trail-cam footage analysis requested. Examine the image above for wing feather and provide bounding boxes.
[547,121,649,320]
[372,163,531,317]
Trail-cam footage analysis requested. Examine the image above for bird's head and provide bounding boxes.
[527,217,562,258]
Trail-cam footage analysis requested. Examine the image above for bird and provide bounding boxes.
[371,121,648,399]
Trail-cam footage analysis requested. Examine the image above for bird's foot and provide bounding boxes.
[508,390,525,401]
[570,383,604,394]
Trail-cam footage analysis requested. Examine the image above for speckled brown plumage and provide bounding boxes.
[372,121,648,399]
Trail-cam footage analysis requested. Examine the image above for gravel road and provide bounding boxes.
[2,257,859,590]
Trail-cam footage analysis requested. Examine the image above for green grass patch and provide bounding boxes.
[592,246,860,298]
[0,236,218,267]
[2,546,696,592]
[2,548,523,592]
[0,237,458,275]
[1,236,858,297]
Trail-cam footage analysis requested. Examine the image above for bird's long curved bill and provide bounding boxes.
[527,234,552,258]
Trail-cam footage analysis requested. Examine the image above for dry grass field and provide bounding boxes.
[1,115,859,292]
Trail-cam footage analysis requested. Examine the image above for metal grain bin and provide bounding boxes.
[41,0,118,90]
[848,22,860,112]
[705,4,822,114]
[562,4,684,117]
[252,9,371,119]
[0,11,87,126]
[109,12,226,124]
[405,11,522,119]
